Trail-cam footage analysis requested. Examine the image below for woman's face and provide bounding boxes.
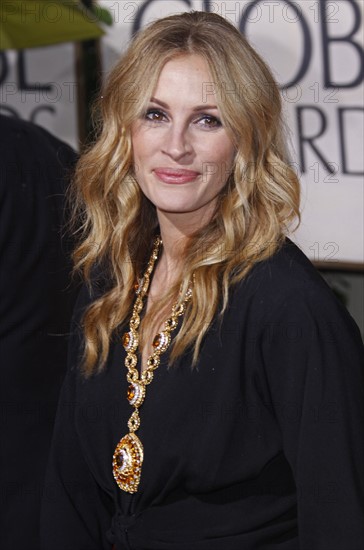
[131,54,235,227]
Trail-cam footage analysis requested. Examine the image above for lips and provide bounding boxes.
[154,168,200,184]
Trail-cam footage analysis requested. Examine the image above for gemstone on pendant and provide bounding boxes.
[115,448,131,474]
[152,331,170,353]
[122,330,137,352]
[122,331,131,348]
[127,382,145,408]
[115,451,124,469]
[112,433,144,493]
[127,384,136,402]
[152,333,161,348]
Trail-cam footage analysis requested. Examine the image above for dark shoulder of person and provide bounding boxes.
[236,238,363,342]
[0,114,77,170]
[0,115,80,334]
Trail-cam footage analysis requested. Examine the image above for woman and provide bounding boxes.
[41,11,364,550]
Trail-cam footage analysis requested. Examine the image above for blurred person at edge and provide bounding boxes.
[41,11,364,550]
[0,115,79,550]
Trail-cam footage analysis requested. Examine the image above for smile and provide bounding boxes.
[153,168,200,184]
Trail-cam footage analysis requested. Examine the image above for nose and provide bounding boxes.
[161,123,193,161]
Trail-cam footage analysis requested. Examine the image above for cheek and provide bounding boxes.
[202,136,235,164]
[131,125,150,162]
[131,135,143,163]
[206,144,235,183]
[132,133,160,170]
[198,144,232,185]
[132,146,149,180]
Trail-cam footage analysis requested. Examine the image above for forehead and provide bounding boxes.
[152,54,216,106]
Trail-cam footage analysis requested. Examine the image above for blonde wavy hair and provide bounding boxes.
[71,11,300,375]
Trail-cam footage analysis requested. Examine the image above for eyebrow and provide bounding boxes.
[150,97,218,111]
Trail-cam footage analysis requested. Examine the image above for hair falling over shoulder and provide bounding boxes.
[70,11,300,376]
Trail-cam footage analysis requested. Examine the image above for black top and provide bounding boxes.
[0,115,78,550]
[41,240,364,550]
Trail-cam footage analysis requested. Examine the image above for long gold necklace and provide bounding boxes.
[112,236,192,493]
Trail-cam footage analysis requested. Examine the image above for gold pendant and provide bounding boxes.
[113,238,193,493]
[112,432,143,493]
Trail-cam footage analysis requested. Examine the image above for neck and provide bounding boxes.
[156,207,213,264]
[157,213,189,269]
[147,212,194,294]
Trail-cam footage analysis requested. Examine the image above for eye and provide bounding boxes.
[195,114,222,129]
[144,108,167,122]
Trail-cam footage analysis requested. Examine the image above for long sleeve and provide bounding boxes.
[40,290,113,550]
[260,284,364,550]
